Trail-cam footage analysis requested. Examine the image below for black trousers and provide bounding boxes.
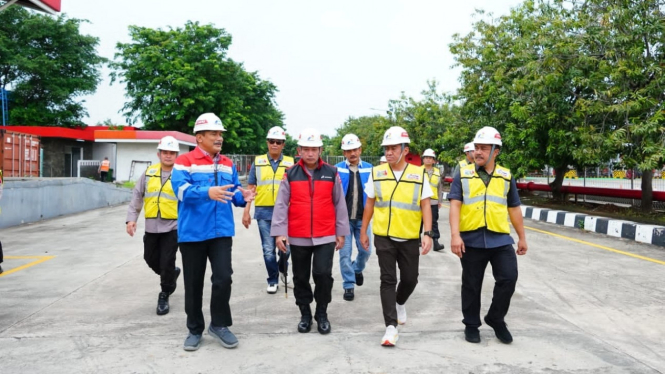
[0,239,3,263]
[431,204,441,240]
[99,171,108,182]
[375,235,420,327]
[290,243,335,308]
[180,237,234,335]
[460,245,518,328]
[143,230,178,294]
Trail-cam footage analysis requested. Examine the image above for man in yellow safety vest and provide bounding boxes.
[126,136,182,315]
[360,126,433,347]
[242,126,294,294]
[448,126,528,345]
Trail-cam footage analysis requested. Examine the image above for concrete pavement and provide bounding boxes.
[1,203,664,373]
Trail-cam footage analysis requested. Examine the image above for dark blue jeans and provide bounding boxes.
[460,244,518,328]
[257,219,290,284]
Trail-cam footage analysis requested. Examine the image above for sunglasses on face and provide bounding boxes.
[268,139,285,145]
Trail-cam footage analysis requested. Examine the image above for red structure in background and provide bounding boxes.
[3,0,61,14]
[405,152,422,166]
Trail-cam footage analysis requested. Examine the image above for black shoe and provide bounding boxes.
[156,292,169,315]
[315,304,331,334]
[464,326,480,343]
[433,240,444,251]
[484,316,513,344]
[355,272,364,286]
[343,288,354,301]
[298,304,312,333]
[0,264,3,274]
[316,315,331,334]
[169,267,181,296]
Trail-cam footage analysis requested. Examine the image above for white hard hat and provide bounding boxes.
[193,113,225,133]
[463,142,475,153]
[422,148,436,158]
[266,126,286,140]
[157,136,180,152]
[474,126,502,146]
[381,126,410,146]
[341,134,362,150]
[297,128,323,147]
[380,156,387,163]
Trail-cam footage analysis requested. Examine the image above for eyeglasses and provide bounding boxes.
[268,139,285,145]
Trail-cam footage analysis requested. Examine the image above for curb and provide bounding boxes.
[519,205,665,248]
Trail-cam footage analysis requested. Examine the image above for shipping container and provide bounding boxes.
[1,130,41,177]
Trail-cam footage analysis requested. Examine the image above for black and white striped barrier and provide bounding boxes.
[519,205,665,248]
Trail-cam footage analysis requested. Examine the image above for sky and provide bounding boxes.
[59,0,524,137]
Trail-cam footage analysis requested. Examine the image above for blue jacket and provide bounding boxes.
[335,159,373,207]
[172,147,246,243]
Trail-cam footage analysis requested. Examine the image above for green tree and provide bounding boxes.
[330,115,392,157]
[111,21,283,154]
[387,81,458,164]
[0,7,105,127]
[582,0,665,212]
[450,1,615,198]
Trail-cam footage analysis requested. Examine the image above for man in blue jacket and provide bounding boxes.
[335,134,373,301]
[171,112,255,352]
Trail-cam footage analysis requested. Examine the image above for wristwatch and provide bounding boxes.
[423,231,434,237]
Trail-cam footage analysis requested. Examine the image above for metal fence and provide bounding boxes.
[229,154,384,180]
[518,166,665,210]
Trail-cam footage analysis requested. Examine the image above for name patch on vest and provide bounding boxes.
[376,170,388,178]
[283,161,294,167]
[496,168,510,178]
[147,167,158,174]
[462,169,475,177]
[256,158,269,166]
[405,173,422,181]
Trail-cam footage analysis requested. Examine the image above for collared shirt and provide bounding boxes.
[347,162,362,219]
[270,161,350,246]
[448,164,521,249]
[248,153,284,221]
[126,169,177,233]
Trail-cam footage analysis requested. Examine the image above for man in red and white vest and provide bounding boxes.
[271,128,349,336]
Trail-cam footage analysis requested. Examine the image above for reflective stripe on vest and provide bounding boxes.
[426,168,440,199]
[144,163,178,220]
[372,163,424,239]
[254,154,294,207]
[459,164,511,234]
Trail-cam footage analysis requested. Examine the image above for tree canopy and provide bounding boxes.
[111,21,284,154]
[0,7,105,127]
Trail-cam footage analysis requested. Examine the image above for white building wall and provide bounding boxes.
[115,142,191,182]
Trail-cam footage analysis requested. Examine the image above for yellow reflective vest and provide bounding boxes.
[372,163,425,239]
[459,163,511,234]
[425,168,440,200]
[254,154,294,207]
[459,160,469,168]
[144,164,178,220]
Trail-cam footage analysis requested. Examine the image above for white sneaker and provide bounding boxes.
[396,303,407,325]
[381,325,399,346]
[267,283,278,294]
